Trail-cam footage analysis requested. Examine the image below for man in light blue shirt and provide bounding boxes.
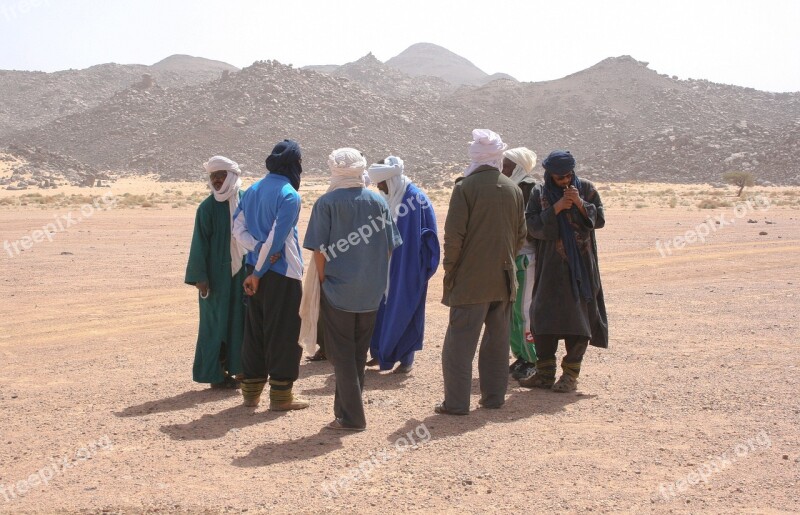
[303,148,402,431]
[232,139,308,411]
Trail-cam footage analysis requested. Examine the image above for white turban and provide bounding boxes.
[465,129,508,177]
[368,156,411,221]
[202,155,245,276]
[327,147,367,191]
[503,147,538,185]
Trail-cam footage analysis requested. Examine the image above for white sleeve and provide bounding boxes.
[254,221,277,271]
[232,209,259,252]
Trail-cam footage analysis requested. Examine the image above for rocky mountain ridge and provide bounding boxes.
[2,51,798,188]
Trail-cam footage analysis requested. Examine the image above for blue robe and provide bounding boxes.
[370,183,440,370]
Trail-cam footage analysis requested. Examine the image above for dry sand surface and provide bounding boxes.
[0,179,798,514]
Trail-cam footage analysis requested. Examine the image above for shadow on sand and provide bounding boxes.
[114,388,240,418]
[160,404,285,441]
[231,427,347,468]
[389,388,597,443]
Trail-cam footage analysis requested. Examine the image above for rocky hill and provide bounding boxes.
[2,52,799,187]
[6,60,473,187]
[448,56,800,184]
[313,53,454,99]
[0,55,239,137]
[385,42,513,86]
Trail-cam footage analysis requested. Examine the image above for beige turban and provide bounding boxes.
[503,147,538,185]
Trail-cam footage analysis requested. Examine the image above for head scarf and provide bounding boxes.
[368,155,411,221]
[202,155,245,276]
[327,147,367,191]
[503,147,537,185]
[465,129,508,177]
[266,139,302,190]
[542,150,575,176]
[541,150,592,301]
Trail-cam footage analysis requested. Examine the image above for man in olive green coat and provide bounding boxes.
[436,129,527,415]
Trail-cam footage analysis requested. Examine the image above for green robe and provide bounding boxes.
[184,193,247,383]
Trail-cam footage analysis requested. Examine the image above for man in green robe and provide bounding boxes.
[185,156,248,388]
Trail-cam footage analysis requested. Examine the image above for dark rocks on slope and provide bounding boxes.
[4,54,800,187]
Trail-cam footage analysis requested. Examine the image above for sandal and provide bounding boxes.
[305,349,327,362]
[518,374,555,389]
[551,375,578,393]
[325,419,366,432]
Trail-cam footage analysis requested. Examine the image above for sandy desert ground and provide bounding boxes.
[0,178,798,514]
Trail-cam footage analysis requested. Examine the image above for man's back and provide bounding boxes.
[238,174,302,279]
[442,165,526,306]
[304,187,401,313]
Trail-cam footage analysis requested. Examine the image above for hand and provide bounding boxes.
[564,185,581,204]
[269,252,281,264]
[243,274,259,296]
[196,281,209,297]
[554,196,574,214]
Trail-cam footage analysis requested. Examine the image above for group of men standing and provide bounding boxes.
[184,129,608,430]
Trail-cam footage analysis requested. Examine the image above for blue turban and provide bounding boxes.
[266,139,302,190]
[542,150,575,176]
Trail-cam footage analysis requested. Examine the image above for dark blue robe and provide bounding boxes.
[370,183,440,370]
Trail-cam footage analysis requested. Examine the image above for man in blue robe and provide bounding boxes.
[367,156,440,373]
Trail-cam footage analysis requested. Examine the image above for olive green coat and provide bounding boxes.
[442,165,526,307]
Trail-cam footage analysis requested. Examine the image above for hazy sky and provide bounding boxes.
[1,0,799,92]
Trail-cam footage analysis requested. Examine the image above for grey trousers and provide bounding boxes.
[320,292,377,429]
[441,301,511,413]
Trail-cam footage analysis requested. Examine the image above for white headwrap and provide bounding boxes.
[203,155,245,276]
[503,147,538,185]
[368,155,411,221]
[327,148,367,191]
[299,147,368,355]
[465,129,508,177]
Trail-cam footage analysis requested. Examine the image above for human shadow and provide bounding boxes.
[160,405,284,441]
[298,360,334,379]
[388,388,597,444]
[232,427,346,468]
[301,369,411,396]
[114,388,239,418]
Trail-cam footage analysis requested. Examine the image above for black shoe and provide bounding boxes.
[305,349,327,362]
[434,402,468,416]
[511,362,536,380]
[509,358,524,374]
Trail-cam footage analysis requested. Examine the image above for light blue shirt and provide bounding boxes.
[304,187,402,312]
[234,174,302,279]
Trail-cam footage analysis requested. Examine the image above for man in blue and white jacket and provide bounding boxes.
[232,139,307,411]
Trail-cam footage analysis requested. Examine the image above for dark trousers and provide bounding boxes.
[316,318,326,354]
[241,269,302,384]
[320,292,377,428]
[534,334,589,363]
[442,301,511,413]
